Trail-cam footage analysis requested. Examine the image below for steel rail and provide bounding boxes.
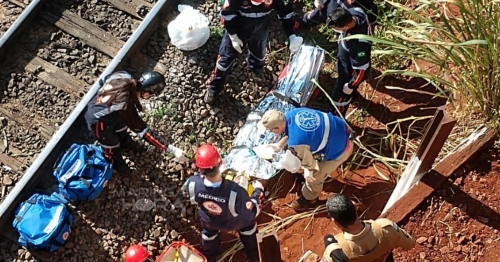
[0,0,174,243]
[0,0,48,58]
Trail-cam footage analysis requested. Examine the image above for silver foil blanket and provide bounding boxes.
[220,45,325,180]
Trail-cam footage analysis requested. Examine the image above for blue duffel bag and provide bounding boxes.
[13,192,73,252]
[53,143,113,202]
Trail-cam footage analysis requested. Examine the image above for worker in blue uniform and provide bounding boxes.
[257,108,353,212]
[84,71,188,175]
[295,4,373,117]
[185,144,265,262]
[204,0,304,105]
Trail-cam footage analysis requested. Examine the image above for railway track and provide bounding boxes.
[0,0,176,259]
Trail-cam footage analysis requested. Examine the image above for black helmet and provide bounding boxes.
[138,71,166,95]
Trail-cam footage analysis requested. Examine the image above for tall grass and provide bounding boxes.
[349,0,500,129]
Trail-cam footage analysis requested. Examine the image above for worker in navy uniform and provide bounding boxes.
[321,194,415,262]
[84,71,189,175]
[204,0,304,105]
[294,0,377,29]
[294,5,373,117]
[185,144,265,262]
[257,108,353,212]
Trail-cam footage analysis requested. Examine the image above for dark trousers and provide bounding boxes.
[93,120,133,165]
[331,45,368,117]
[201,223,259,262]
[207,18,271,94]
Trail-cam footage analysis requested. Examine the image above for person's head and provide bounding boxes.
[326,194,358,229]
[137,71,166,99]
[195,144,222,178]
[328,7,355,32]
[257,110,287,135]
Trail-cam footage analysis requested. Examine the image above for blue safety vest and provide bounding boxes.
[285,108,349,161]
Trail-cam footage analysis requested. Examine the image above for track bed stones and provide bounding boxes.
[0,1,23,38]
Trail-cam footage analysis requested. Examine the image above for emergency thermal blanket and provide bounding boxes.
[220,45,325,180]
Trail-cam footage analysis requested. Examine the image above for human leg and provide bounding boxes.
[238,223,259,261]
[246,20,270,76]
[200,226,221,262]
[93,120,131,175]
[331,46,354,117]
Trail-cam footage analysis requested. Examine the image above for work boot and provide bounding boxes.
[290,195,318,213]
[112,149,132,175]
[204,90,217,105]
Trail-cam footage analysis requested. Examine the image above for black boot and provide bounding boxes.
[112,148,132,175]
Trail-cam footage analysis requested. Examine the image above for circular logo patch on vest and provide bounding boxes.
[294,109,321,132]
[203,201,223,216]
[62,232,70,241]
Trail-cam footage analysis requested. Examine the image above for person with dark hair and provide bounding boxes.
[295,4,373,117]
[321,194,415,262]
[84,71,189,175]
[204,0,304,105]
[184,144,265,262]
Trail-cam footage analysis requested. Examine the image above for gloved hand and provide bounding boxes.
[228,34,243,53]
[252,180,264,191]
[289,34,303,53]
[314,0,325,9]
[303,168,316,183]
[167,145,189,162]
[343,83,354,95]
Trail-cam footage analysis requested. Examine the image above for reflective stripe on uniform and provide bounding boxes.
[352,63,370,70]
[202,232,219,241]
[334,98,352,107]
[222,14,237,21]
[250,198,261,217]
[189,182,197,205]
[115,126,127,132]
[239,223,257,235]
[277,12,294,20]
[237,9,273,18]
[100,143,120,149]
[93,102,126,118]
[228,191,239,217]
[312,112,331,154]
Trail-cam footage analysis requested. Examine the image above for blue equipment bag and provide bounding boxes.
[12,192,73,252]
[53,143,113,202]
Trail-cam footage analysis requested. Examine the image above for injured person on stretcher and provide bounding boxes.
[256,107,354,213]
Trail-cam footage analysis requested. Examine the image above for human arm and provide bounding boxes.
[322,235,349,262]
[134,125,188,161]
[378,218,415,250]
[343,40,371,94]
[220,0,239,36]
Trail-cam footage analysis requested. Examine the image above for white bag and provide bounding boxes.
[167,5,210,51]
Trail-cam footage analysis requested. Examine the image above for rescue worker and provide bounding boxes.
[321,194,415,262]
[295,5,373,117]
[294,0,377,29]
[184,144,265,262]
[257,108,353,212]
[204,0,304,105]
[84,71,189,175]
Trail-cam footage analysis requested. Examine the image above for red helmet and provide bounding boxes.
[195,144,221,169]
[124,245,150,262]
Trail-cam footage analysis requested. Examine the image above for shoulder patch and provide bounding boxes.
[246,201,254,210]
[392,222,411,238]
[357,51,366,58]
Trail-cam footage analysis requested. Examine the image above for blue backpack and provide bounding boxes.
[13,192,74,252]
[53,143,113,202]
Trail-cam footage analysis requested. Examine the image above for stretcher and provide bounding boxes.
[155,241,207,262]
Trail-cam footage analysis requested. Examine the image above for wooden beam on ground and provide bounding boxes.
[0,153,24,172]
[25,56,85,97]
[41,6,167,74]
[0,107,53,140]
[381,126,497,224]
[101,0,153,20]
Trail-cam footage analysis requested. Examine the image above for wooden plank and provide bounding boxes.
[381,126,497,224]
[101,0,153,20]
[25,56,85,97]
[41,7,167,74]
[0,107,53,140]
[0,153,24,172]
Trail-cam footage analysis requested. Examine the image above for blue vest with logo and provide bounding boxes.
[285,108,349,161]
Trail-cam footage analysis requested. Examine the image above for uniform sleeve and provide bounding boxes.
[378,218,415,251]
[274,0,295,37]
[290,145,319,171]
[322,243,349,262]
[347,40,371,89]
[134,125,169,151]
[234,186,262,220]
[220,0,239,35]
